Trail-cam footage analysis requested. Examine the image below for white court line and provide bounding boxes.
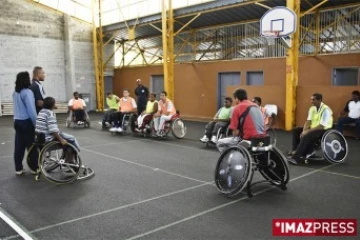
[141,138,213,154]
[4,182,213,239]
[125,164,334,240]
[82,147,208,184]
[318,170,360,180]
[0,206,37,240]
[0,156,12,159]
[80,139,142,148]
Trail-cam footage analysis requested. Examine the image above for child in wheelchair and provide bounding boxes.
[68,91,87,125]
[135,93,158,132]
[200,97,233,144]
[36,97,80,164]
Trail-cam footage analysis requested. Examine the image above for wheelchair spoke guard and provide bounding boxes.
[215,146,252,197]
[321,130,348,164]
[258,147,289,186]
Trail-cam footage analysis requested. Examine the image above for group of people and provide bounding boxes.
[12,67,80,175]
[101,79,178,137]
[10,66,360,175]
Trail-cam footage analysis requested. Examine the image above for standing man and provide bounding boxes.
[135,79,149,115]
[29,66,46,113]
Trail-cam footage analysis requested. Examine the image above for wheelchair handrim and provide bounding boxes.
[321,130,348,164]
[39,141,82,184]
[171,118,186,139]
[215,146,252,197]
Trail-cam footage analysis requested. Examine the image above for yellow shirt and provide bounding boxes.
[145,100,158,114]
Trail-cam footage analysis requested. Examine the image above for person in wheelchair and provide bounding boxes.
[109,89,137,133]
[200,97,233,144]
[287,93,333,165]
[68,92,86,125]
[153,91,177,137]
[252,97,277,130]
[101,92,120,128]
[216,89,266,154]
[135,93,158,132]
[36,97,80,163]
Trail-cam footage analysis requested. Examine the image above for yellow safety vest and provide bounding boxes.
[309,103,333,130]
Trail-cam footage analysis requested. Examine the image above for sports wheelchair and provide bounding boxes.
[132,114,154,137]
[215,133,289,198]
[152,111,187,139]
[66,110,91,128]
[26,133,94,184]
[205,122,232,147]
[305,129,348,164]
[110,112,137,135]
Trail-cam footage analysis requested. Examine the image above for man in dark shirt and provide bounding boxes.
[134,79,149,115]
[29,66,46,113]
[336,90,360,139]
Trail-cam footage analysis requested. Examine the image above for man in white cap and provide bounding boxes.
[135,79,149,115]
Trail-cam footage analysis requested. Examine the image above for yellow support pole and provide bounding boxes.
[92,0,104,111]
[285,0,300,131]
[162,0,175,101]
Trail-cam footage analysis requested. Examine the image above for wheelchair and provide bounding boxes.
[205,122,232,147]
[214,134,289,198]
[110,112,137,135]
[305,129,348,164]
[66,110,90,128]
[132,114,154,137]
[26,133,94,184]
[152,111,187,139]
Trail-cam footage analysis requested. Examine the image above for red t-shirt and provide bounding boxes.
[229,100,266,140]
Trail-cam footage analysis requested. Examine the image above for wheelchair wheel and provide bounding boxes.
[257,147,289,186]
[39,141,82,184]
[171,118,186,139]
[321,130,348,164]
[215,146,253,197]
[26,144,41,173]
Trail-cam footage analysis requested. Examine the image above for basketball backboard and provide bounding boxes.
[260,6,297,38]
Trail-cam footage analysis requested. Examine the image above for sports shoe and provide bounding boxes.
[286,157,298,165]
[116,127,123,132]
[200,135,209,143]
[211,136,218,144]
[109,127,117,132]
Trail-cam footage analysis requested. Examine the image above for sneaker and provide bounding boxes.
[287,150,296,156]
[200,135,209,143]
[117,127,123,132]
[105,122,111,127]
[15,170,25,176]
[286,157,298,165]
[109,127,117,132]
[211,136,218,144]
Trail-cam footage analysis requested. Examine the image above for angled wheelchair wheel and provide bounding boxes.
[26,144,41,173]
[258,146,290,186]
[171,118,186,139]
[39,141,82,184]
[215,146,252,197]
[321,130,348,164]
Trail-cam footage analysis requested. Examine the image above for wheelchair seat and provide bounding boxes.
[306,129,348,164]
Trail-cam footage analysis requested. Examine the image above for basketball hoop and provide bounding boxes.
[262,30,280,38]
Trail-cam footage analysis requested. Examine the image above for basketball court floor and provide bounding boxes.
[0,114,359,240]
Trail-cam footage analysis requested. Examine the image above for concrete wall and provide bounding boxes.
[0,0,114,110]
[113,53,360,129]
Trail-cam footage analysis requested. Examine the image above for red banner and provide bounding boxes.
[272,219,357,236]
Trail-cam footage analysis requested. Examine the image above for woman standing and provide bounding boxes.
[12,71,37,175]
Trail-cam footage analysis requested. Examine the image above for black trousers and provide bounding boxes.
[204,121,227,138]
[14,119,37,171]
[137,102,146,115]
[292,127,325,161]
[113,112,128,127]
[73,109,85,121]
[102,109,117,126]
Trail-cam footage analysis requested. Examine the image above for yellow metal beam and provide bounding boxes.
[301,0,328,17]
[92,0,104,111]
[161,0,169,97]
[285,0,300,131]
[255,2,271,10]
[174,13,201,36]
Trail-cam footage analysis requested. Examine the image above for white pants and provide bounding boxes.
[216,136,241,154]
[137,114,150,128]
[153,115,173,132]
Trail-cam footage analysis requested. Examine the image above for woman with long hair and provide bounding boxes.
[12,71,37,175]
